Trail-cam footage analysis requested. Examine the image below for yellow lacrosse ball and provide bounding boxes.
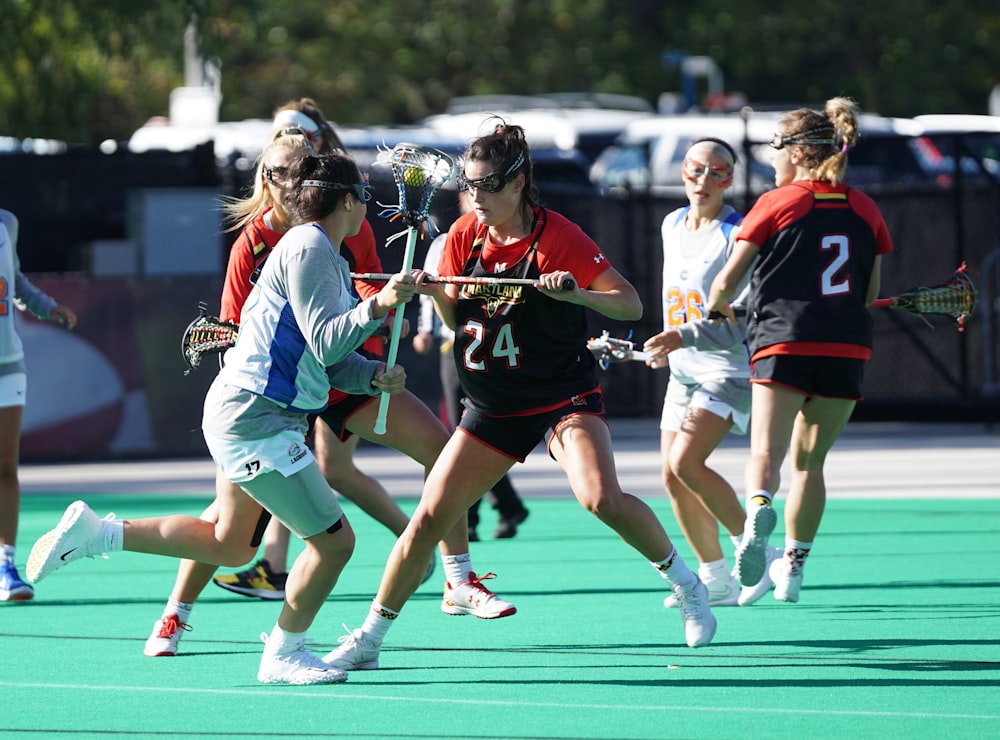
[403,166,425,187]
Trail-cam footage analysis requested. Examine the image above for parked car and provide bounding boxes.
[590,110,933,198]
[912,114,1000,185]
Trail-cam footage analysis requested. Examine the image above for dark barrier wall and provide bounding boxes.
[6,148,1000,460]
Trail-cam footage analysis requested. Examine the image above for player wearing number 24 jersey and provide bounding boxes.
[439,205,609,415]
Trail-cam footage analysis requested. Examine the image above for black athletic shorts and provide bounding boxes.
[309,394,377,442]
[458,390,607,462]
[751,354,865,400]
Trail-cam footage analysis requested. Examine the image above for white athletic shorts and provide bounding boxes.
[0,372,27,408]
[203,428,344,539]
[660,376,751,435]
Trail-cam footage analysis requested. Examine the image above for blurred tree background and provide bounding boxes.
[1,0,998,144]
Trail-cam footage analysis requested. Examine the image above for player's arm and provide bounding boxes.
[542,266,642,321]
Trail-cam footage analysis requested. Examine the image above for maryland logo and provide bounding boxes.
[462,284,526,318]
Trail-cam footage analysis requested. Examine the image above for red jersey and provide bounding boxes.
[440,206,611,415]
[738,181,893,360]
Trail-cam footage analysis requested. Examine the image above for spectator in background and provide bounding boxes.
[0,208,77,602]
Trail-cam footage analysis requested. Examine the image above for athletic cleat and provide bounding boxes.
[26,500,115,583]
[0,561,34,601]
[420,551,438,585]
[322,625,381,671]
[441,572,517,619]
[213,559,287,600]
[664,570,739,608]
[671,578,717,648]
[735,503,777,587]
[258,631,348,685]
[738,546,784,606]
[493,507,529,539]
[144,614,192,657]
[773,561,803,603]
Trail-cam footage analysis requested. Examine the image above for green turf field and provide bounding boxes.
[4,493,999,739]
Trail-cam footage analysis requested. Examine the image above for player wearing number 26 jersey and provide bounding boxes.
[739,181,893,361]
[440,205,610,415]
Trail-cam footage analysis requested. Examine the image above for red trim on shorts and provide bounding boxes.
[753,341,871,361]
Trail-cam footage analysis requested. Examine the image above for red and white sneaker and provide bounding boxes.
[441,572,516,619]
[144,614,192,657]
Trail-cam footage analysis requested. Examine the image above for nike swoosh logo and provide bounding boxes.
[60,548,78,561]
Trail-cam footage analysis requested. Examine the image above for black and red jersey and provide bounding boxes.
[738,181,894,360]
[441,207,610,415]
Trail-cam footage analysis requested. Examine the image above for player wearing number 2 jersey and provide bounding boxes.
[708,96,893,606]
[324,122,717,677]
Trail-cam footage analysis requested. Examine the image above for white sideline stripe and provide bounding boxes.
[1,681,998,721]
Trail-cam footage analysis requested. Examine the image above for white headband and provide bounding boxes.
[272,109,321,136]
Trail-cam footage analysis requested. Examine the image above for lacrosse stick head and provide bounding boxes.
[903,262,978,331]
[375,143,454,234]
[181,303,238,374]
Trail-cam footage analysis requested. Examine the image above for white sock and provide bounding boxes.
[442,553,473,586]
[101,518,125,553]
[360,601,398,644]
[164,599,194,623]
[730,534,743,550]
[267,623,306,650]
[0,544,14,565]
[784,538,813,575]
[651,548,697,588]
[747,489,773,511]
[698,557,730,581]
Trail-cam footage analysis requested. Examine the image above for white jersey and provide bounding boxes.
[204,223,383,440]
[0,209,58,374]
[660,204,750,385]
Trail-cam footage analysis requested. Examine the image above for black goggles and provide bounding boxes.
[459,151,526,193]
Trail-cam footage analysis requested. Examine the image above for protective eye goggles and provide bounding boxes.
[682,157,733,184]
[263,165,290,185]
[301,180,372,202]
[459,151,526,193]
[769,128,838,150]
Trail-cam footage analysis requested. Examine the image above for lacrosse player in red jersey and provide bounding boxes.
[708,96,893,604]
[325,121,716,674]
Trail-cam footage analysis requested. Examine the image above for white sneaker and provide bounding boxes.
[735,503,777,587]
[441,572,516,619]
[144,614,192,657]
[26,500,115,583]
[257,631,348,685]
[773,562,803,603]
[323,625,381,670]
[671,578,717,648]
[738,546,784,606]
[664,570,739,608]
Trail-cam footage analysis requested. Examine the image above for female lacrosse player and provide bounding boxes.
[642,138,781,610]
[325,122,717,674]
[0,209,76,602]
[143,124,510,661]
[27,152,417,685]
[707,96,893,604]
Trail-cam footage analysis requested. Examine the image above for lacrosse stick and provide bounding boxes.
[587,330,654,370]
[181,302,238,374]
[708,263,978,331]
[372,142,454,434]
[352,272,576,291]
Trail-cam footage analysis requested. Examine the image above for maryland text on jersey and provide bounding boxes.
[461,283,526,318]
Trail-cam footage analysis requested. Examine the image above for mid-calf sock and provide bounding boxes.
[747,489,773,510]
[699,557,730,580]
[360,601,399,644]
[164,599,193,622]
[1,544,15,565]
[442,553,473,586]
[784,538,813,574]
[651,547,697,588]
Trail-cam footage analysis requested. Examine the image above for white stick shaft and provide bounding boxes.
[352,273,576,290]
[373,228,419,435]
